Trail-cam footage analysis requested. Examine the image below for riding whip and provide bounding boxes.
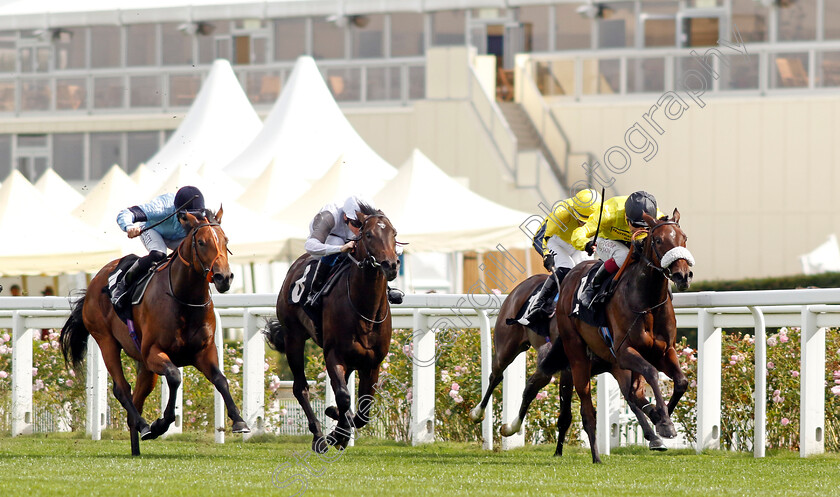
[590,187,606,255]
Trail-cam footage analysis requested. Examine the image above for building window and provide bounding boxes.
[409,65,425,99]
[90,133,122,180]
[243,71,282,105]
[772,52,809,88]
[0,81,13,111]
[721,54,760,90]
[518,6,550,52]
[599,2,635,48]
[127,24,157,66]
[0,31,13,72]
[432,10,465,46]
[130,76,161,107]
[391,13,424,57]
[127,132,158,173]
[0,134,10,179]
[90,26,121,68]
[778,0,816,42]
[556,4,591,50]
[56,78,86,110]
[93,77,124,108]
[326,67,360,101]
[367,66,401,101]
[198,22,227,64]
[627,58,665,93]
[273,18,307,61]
[641,2,677,47]
[162,23,194,66]
[55,28,87,70]
[21,79,50,111]
[169,74,201,107]
[824,2,840,40]
[312,18,346,59]
[732,0,768,43]
[351,14,384,58]
[53,134,84,181]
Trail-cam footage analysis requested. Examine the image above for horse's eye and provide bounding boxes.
[654,238,662,245]
[198,240,205,247]
[366,232,372,239]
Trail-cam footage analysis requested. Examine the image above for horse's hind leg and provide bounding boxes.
[98,338,150,455]
[193,344,249,434]
[617,347,676,439]
[350,367,379,429]
[286,331,327,453]
[470,327,529,423]
[500,342,556,437]
[554,370,573,457]
[132,364,159,437]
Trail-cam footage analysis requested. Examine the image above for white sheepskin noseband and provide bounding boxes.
[660,246,695,269]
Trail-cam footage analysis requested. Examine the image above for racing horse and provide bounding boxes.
[556,209,693,463]
[60,208,249,456]
[468,274,666,455]
[265,205,399,453]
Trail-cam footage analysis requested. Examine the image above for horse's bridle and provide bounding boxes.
[346,213,394,275]
[632,221,686,279]
[168,221,227,307]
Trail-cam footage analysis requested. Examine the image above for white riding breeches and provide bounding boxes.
[546,236,589,269]
[595,238,630,267]
[140,229,181,254]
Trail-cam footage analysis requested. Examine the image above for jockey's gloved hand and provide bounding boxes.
[585,240,596,256]
[543,251,556,271]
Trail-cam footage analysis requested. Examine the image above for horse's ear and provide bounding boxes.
[672,208,680,224]
[356,211,367,225]
[178,210,198,229]
[216,204,224,224]
[642,211,657,228]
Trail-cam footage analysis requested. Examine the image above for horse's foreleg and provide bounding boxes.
[614,369,665,451]
[351,367,379,429]
[570,360,600,463]
[98,338,150,454]
[554,370,573,457]
[657,347,688,416]
[193,345,249,434]
[616,347,676,439]
[501,363,552,438]
[132,365,159,439]
[324,350,353,449]
[286,332,326,453]
[143,348,183,440]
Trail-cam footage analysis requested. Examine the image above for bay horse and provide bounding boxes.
[60,208,249,456]
[265,206,399,453]
[468,274,666,455]
[556,209,693,463]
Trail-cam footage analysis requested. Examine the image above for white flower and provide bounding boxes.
[231,365,240,374]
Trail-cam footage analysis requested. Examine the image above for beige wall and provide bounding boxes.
[550,94,840,281]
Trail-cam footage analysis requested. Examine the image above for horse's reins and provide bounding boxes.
[344,213,393,324]
[165,220,225,308]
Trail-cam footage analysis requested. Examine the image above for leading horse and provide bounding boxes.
[556,209,693,463]
[265,206,399,453]
[468,274,666,455]
[60,208,249,456]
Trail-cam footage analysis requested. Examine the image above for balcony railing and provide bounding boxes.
[526,41,840,100]
[0,57,426,116]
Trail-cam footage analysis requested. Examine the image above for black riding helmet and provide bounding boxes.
[174,185,205,214]
[625,191,657,227]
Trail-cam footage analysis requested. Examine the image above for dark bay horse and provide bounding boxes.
[265,207,399,453]
[469,274,666,455]
[556,209,693,463]
[60,208,249,456]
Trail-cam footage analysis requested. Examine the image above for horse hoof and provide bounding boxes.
[468,407,484,423]
[324,406,339,420]
[312,437,329,454]
[648,438,667,451]
[139,425,155,441]
[655,423,677,439]
[500,424,516,437]
[232,421,250,434]
[327,431,350,450]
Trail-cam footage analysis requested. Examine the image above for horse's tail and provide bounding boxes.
[60,292,89,367]
[264,319,286,354]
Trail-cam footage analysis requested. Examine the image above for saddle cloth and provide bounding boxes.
[288,257,349,307]
[105,255,161,324]
[505,277,552,339]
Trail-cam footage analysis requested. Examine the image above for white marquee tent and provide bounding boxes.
[224,56,396,184]
[0,171,121,275]
[274,153,396,226]
[144,59,262,176]
[35,168,85,211]
[374,149,533,252]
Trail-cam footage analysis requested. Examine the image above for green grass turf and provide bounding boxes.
[0,433,838,497]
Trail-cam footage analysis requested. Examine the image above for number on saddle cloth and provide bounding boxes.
[290,260,318,305]
[107,254,160,325]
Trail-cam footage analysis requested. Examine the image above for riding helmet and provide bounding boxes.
[570,188,602,221]
[174,186,206,214]
[343,195,375,220]
[624,191,657,227]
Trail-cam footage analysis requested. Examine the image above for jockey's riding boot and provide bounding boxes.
[579,264,611,308]
[387,287,404,305]
[112,251,165,306]
[305,260,330,308]
[517,274,558,326]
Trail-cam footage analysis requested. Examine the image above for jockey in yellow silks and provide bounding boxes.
[518,188,601,326]
[572,191,664,308]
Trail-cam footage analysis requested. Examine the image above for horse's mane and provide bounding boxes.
[357,201,384,218]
